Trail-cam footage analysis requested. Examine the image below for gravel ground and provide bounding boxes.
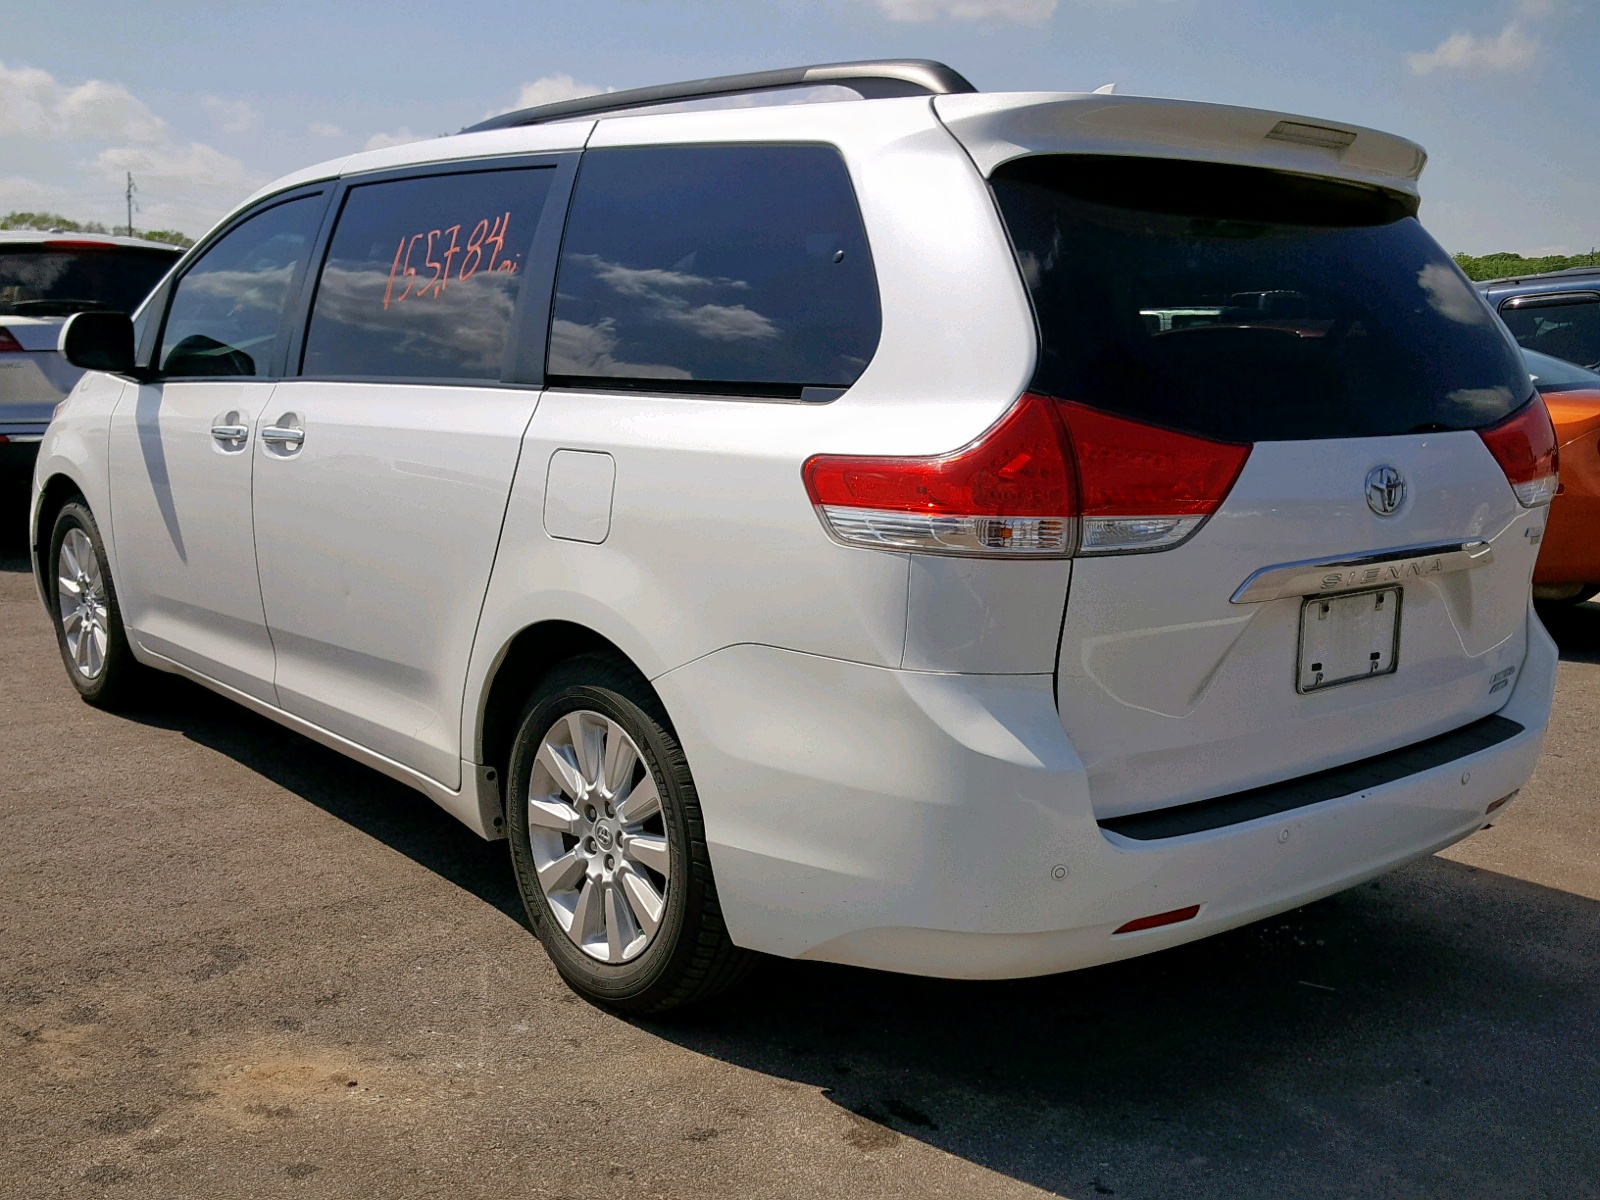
[2,501,1596,1200]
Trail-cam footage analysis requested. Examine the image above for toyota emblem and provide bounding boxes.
[1366,465,1406,516]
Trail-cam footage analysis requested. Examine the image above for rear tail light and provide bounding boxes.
[1479,394,1559,507]
[801,393,1250,558]
[1063,401,1251,553]
[0,328,22,353]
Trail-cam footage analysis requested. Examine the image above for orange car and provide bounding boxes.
[1527,349,1600,605]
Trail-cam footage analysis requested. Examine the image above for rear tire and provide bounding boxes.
[506,654,753,1013]
[47,499,142,708]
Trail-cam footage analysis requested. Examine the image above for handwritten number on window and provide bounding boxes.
[383,211,515,309]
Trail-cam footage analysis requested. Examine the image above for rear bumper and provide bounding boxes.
[654,607,1555,979]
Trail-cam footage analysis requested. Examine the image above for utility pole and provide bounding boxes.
[125,173,138,237]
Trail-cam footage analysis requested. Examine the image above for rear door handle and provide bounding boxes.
[211,423,250,443]
[260,425,304,448]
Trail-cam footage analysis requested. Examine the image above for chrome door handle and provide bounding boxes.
[260,425,304,447]
[211,423,249,442]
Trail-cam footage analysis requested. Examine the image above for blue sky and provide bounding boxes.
[3,0,1595,253]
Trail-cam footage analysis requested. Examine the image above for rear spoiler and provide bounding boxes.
[935,93,1426,198]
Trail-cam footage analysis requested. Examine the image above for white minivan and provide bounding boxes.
[32,61,1558,1011]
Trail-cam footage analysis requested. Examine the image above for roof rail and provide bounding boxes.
[462,59,977,134]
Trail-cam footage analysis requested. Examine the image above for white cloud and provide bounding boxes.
[511,73,611,110]
[202,95,258,134]
[363,127,426,151]
[548,317,692,380]
[91,141,261,203]
[0,60,266,235]
[479,74,612,123]
[1417,262,1492,325]
[0,61,168,142]
[1407,20,1540,75]
[309,121,344,138]
[875,0,1057,22]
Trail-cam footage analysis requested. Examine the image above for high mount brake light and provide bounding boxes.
[1479,395,1559,507]
[801,393,1251,558]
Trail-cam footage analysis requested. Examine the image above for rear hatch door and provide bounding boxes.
[983,148,1546,820]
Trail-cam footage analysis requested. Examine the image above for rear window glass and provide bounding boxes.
[0,244,176,317]
[991,156,1531,442]
[1499,296,1600,371]
[548,144,880,397]
[302,167,554,380]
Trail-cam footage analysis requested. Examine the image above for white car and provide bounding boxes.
[0,231,179,472]
[31,61,1559,1011]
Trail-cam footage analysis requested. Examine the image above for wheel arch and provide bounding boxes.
[473,619,655,790]
[31,471,91,608]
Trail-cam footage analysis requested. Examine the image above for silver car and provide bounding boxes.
[1,231,179,473]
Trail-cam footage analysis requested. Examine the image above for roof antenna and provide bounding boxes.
[1092,83,1117,94]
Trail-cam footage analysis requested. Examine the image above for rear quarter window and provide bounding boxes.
[547,143,881,397]
[991,155,1532,442]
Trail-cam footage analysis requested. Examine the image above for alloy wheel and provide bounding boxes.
[56,528,109,680]
[526,710,670,964]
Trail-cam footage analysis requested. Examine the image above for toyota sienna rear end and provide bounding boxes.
[664,89,1557,978]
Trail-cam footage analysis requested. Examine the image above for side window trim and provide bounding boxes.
[144,186,332,381]
[284,152,580,388]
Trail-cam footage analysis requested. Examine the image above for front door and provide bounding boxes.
[106,193,327,702]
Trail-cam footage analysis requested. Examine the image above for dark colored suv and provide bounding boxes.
[1479,265,1600,371]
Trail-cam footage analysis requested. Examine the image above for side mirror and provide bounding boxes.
[59,311,137,375]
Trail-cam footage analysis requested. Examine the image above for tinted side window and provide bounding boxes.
[159,196,323,378]
[302,168,554,381]
[1499,296,1600,370]
[549,144,880,395]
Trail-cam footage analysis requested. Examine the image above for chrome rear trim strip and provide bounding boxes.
[1230,540,1494,604]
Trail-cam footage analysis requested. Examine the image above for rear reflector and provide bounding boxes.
[0,328,22,353]
[1113,904,1202,935]
[802,393,1250,558]
[1479,395,1559,507]
[1485,790,1517,815]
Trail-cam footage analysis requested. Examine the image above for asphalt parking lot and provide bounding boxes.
[2,499,1597,1200]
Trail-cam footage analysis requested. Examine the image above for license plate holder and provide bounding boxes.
[1297,587,1401,693]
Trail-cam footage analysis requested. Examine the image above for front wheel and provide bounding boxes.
[506,655,752,1012]
[47,499,142,707]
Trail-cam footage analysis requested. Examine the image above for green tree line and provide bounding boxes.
[1453,249,1600,282]
[1,211,194,249]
